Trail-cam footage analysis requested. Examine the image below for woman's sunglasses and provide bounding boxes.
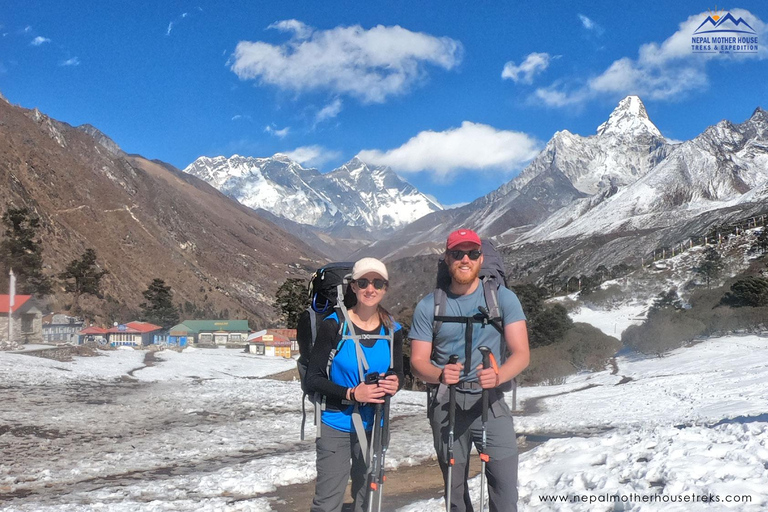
[447,249,482,261]
[353,278,388,290]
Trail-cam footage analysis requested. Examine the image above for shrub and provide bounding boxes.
[719,277,768,307]
[529,303,573,348]
[562,323,621,371]
[622,310,705,356]
[519,323,620,385]
[519,344,576,386]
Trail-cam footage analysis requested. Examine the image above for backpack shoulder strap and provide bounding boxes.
[432,288,447,340]
[482,277,502,321]
[309,307,318,346]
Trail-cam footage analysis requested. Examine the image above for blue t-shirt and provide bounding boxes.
[409,284,525,383]
[322,320,401,433]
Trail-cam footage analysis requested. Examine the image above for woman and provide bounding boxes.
[305,257,404,512]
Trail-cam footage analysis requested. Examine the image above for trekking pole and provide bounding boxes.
[477,346,492,512]
[376,370,396,512]
[366,374,384,512]
[445,354,459,512]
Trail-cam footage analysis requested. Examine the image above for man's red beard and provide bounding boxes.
[448,261,481,285]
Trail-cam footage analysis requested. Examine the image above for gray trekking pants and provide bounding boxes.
[311,425,369,512]
[429,387,518,512]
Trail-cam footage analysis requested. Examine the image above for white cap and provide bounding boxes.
[351,257,388,281]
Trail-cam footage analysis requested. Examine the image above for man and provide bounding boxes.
[410,228,530,512]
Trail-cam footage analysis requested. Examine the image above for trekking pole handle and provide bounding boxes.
[478,346,491,423]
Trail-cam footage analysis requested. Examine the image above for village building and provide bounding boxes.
[0,294,43,347]
[78,326,108,345]
[106,321,162,347]
[167,320,249,346]
[266,328,298,351]
[247,330,293,358]
[42,314,84,344]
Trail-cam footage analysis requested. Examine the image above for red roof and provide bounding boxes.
[126,321,163,333]
[79,326,108,335]
[106,325,142,334]
[0,295,32,314]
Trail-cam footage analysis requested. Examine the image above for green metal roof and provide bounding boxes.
[178,320,250,333]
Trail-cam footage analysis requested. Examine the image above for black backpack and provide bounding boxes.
[297,262,355,393]
[431,239,514,392]
[297,262,355,439]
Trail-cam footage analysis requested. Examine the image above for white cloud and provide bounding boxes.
[502,52,552,84]
[315,98,343,124]
[535,9,766,107]
[31,36,51,46]
[283,145,341,167]
[231,21,463,103]
[578,14,604,35]
[264,125,290,138]
[267,19,313,40]
[166,12,191,36]
[60,57,80,67]
[231,114,253,122]
[358,121,541,178]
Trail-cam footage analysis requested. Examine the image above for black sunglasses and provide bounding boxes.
[447,249,482,261]
[353,278,388,290]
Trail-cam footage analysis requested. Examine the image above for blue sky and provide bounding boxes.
[2,1,767,206]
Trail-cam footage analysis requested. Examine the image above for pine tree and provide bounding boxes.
[59,248,109,310]
[0,206,52,295]
[275,277,307,329]
[695,246,724,290]
[139,279,179,329]
[649,289,683,316]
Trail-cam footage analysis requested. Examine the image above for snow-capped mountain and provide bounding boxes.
[363,96,768,263]
[512,95,669,196]
[519,105,768,242]
[367,96,672,255]
[183,155,442,232]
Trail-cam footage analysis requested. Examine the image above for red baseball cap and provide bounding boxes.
[446,228,481,249]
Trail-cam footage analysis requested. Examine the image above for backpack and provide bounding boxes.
[431,239,514,393]
[297,261,355,395]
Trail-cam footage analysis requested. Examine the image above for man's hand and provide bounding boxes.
[441,362,463,385]
[476,365,499,389]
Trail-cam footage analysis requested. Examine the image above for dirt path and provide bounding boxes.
[266,446,486,512]
[261,370,610,511]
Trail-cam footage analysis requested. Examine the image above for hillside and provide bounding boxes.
[0,99,326,325]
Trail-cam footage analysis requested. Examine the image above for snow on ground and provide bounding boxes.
[2,328,768,511]
[569,301,649,338]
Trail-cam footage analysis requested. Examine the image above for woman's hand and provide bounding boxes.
[353,382,386,404]
[377,374,399,396]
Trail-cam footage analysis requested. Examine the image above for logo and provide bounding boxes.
[691,8,759,54]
